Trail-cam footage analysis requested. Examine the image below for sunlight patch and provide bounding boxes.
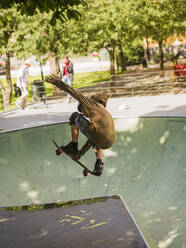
[45,160,52,166]
[0,217,15,222]
[147,218,160,223]
[19,182,30,192]
[135,173,143,180]
[114,118,140,132]
[27,190,40,203]
[126,230,135,237]
[159,131,169,145]
[168,206,177,211]
[126,136,132,143]
[106,167,116,175]
[103,149,117,158]
[142,211,156,218]
[40,229,48,237]
[56,186,67,193]
[158,229,179,248]
[0,158,8,164]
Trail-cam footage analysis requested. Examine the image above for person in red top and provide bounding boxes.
[61,56,74,102]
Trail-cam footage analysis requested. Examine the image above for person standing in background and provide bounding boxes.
[61,56,74,103]
[15,60,31,109]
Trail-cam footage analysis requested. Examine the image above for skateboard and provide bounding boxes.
[52,139,103,177]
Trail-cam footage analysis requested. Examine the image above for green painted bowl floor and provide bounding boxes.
[0,117,186,247]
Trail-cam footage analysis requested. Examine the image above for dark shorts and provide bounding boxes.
[69,112,90,138]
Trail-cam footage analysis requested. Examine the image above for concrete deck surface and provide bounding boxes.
[0,93,186,132]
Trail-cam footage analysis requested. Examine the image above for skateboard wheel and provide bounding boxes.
[100,162,104,174]
[56,149,61,156]
[101,162,104,169]
[83,169,88,177]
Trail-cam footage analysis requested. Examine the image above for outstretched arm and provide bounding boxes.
[45,74,91,106]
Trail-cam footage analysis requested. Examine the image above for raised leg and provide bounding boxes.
[62,124,79,157]
[71,124,79,143]
[94,147,103,159]
[93,147,104,176]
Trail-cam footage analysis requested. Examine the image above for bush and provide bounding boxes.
[123,39,144,66]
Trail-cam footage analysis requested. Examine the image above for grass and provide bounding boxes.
[0,70,111,111]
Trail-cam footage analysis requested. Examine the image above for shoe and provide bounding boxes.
[62,141,78,159]
[64,98,70,103]
[93,159,104,176]
[15,100,21,108]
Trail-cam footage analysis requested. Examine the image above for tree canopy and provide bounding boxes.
[0,0,87,24]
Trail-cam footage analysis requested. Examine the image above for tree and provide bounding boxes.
[0,0,87,25]
[69,0,133,77]
[0,6,21,107]
[128,0,186,74]
[11,12,71,94]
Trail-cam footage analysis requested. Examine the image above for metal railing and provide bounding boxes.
[0,69,185,111]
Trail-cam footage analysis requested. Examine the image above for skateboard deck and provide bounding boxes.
[52,139,100,177]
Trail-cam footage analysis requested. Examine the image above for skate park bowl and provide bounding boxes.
[0,117,186,247]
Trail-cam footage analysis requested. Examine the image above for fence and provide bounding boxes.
[0,68,186,111]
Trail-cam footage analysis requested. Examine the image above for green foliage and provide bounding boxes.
[0,6,22,52]
[0,0,87,25]
[128,0,186,43]
[11,12,70,63]
[78,0,132,51]
[123,39,144,66]
[1,0,185,75]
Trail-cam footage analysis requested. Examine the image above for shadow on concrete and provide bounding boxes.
[0,112,71,132]
[143,105,186,117]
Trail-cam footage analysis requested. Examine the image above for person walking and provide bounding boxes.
[15,60,31,109]
[61,56,74,103]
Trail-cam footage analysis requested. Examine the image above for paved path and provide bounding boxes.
[0,61,110,79]
[0,93,186,132]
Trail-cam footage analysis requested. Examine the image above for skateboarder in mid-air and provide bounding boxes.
[45,74,115,176]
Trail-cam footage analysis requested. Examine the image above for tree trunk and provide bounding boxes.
[146,38,150,61]
[0,81,10,110]
[142,38,148,69]
[39,61,44,82]
[158,40,164,76]
[3,51,12,107]
[49,55,61,95]
[106,45,116,93]
[118,43,126,72]
[0,81,5,111]
[116,49,120,72]
[109,47,115,76]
